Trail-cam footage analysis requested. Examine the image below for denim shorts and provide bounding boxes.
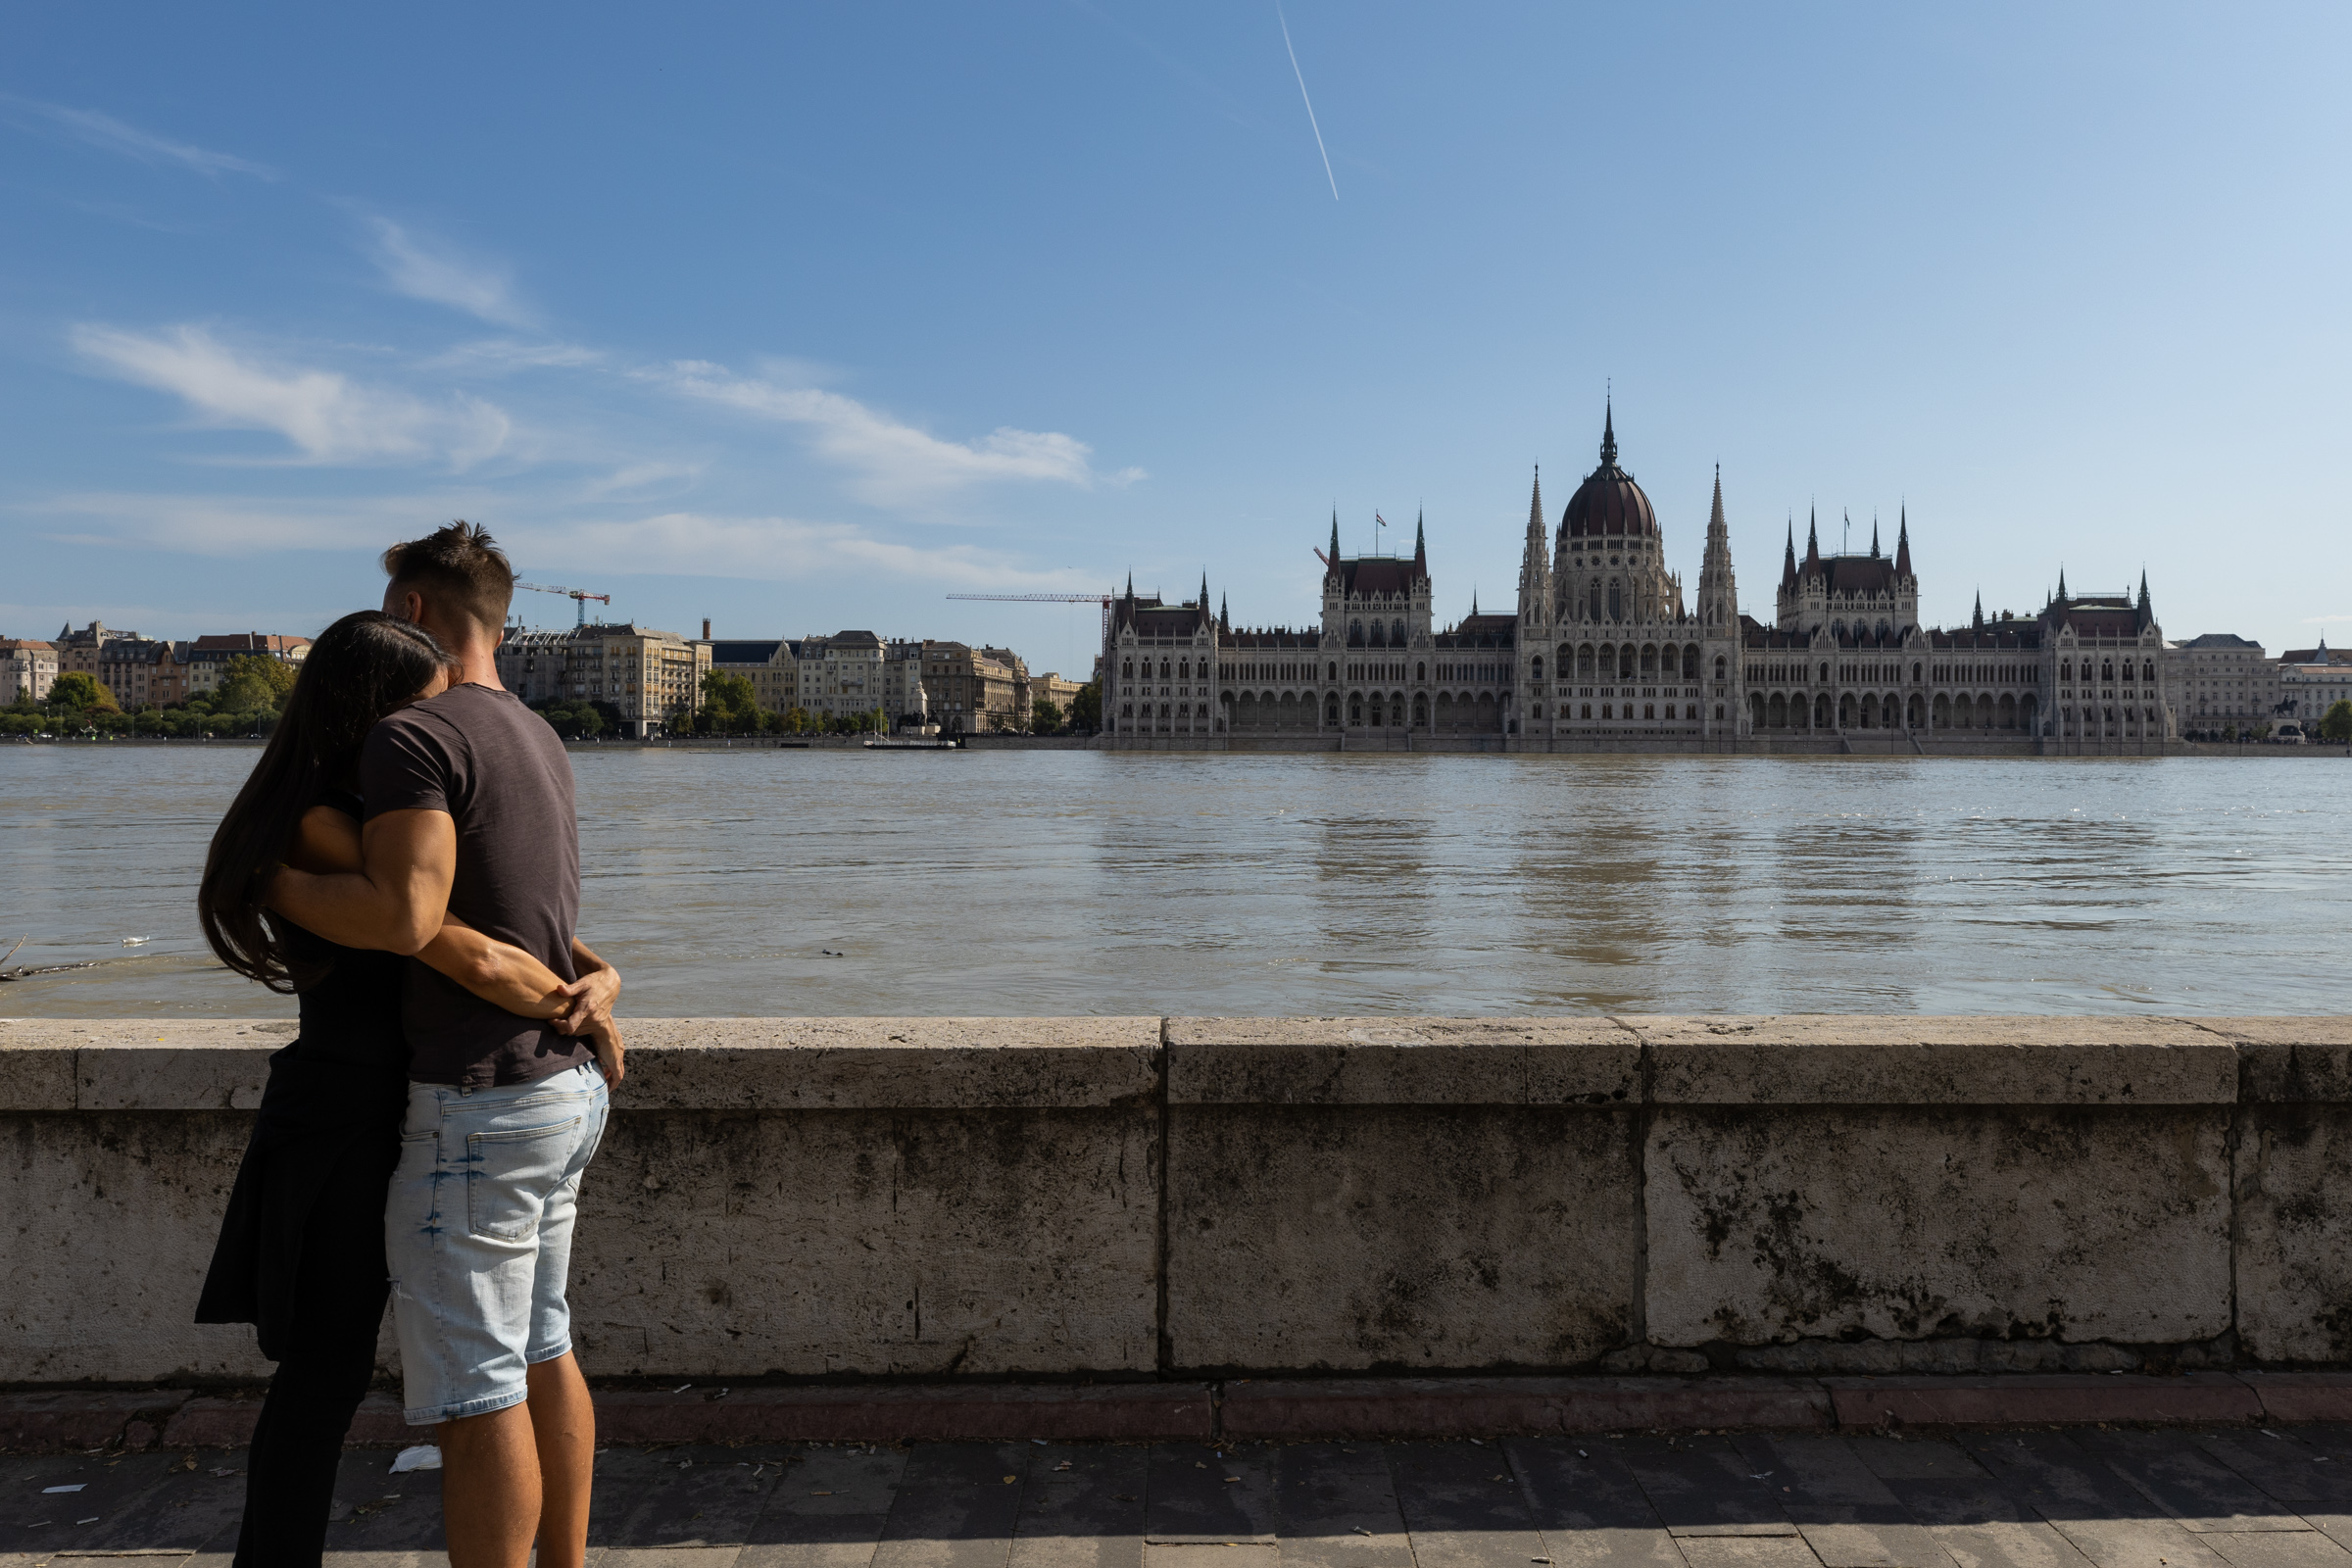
[385,1061,609,1426]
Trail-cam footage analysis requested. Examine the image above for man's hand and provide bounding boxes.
[551,965,620,1035]
[586,1015,625,1087]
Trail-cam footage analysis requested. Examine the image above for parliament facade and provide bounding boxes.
[1100,410,2176,753]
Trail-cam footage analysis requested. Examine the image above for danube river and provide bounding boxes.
[2,744,2344,1019]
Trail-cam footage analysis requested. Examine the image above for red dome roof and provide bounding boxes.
[1560,407,1657,541]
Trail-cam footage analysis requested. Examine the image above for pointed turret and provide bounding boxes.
[1698,464,1739,628]
[2056,565,2069,602]
[1803,508,1822,576]
[2137,569,2150,611]
[1894,508,1912,577]
[1781,518,1798,593]
[1515,466,1551,620]
[1599,398,1617,467]
[1973,591,1984,630]
[1871,516,1882,558]
[1219,594,1230,634]
[1199,570,1211,618]
[1124,569,1134,600]
[1414,509,1428,576]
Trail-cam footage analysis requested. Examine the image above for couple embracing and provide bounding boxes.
[196,522,622,1566]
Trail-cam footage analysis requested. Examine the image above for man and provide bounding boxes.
[271,520,620,1568]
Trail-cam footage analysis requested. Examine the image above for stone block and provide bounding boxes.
[616,1017,1161,1109]
[46,1019,293,1110]
[591,1382,1212,1444]
[2233,1102,2352,1361]
[1626,1015,2234,1104]
[1820,1372,2259,1428]
[1218,1375,1831,1437]
[0,1390,189,1450]
[1165,1103,1640,1371]
[1645,1105,2231,1347]
[2203,1017,2352,1102]
[2237,1372,2352,1423]
[0,1042,75,1110]
[569,1104,1159,1378]
[0,1112,274,1383]
[1166,1017,1639,1105]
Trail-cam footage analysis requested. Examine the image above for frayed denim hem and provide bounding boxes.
[407,1383,529,1428]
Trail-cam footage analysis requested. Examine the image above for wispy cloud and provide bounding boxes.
[424,337,604,372]
[363,217,532,327]
[648,361,1143,504]
[21,493,1100,596]
[546,511,1103,589]
[72,323,512,468]
[0,95,275,178]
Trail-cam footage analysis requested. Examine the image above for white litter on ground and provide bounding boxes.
[389,1446,443,1473]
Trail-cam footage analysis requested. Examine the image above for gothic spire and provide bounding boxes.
[1803,507,1822,575]
[2057,564,2069,601]
[1516,466,1550,602]
[1328,510,1341,572]
[1973,591,1984,629]
[1871,514,1881,558]
[2137,568,2150,611]
[1598,397,1617,467]
[1219,593,1230,634]
[1200,569,1210,614]
[1895,506,1912,576]
[1414,509,1428,574]
[1781,516,1798,593]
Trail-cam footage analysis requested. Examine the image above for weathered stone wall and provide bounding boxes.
[4,1014,2348,1387]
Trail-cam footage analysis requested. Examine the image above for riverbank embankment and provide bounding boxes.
[8,1014,2352,1446]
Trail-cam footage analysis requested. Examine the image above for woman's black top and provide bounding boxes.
[196,787,413,1358]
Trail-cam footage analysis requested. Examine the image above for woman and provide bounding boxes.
[195,610,618,1565]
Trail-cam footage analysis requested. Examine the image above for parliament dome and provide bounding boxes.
[1560,406,1658,541]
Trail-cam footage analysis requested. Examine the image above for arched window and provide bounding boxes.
[1348,619,1363,645]
[1327,661,1338,681]
[1348,694,1364,724]
[1714,654,1727,680]
[1683,646,1698,679]
[1641,645,1657,677]
[2102,660,2114,682]
[1643,704,1655,719]
[1121,660,1133,678]
[1833,619,1846,637]
[1608,583,1622,619]
[2143,660,2155,683]
[1393,619,1406,644]
[1579,645,1595,678]
[1324,693,1339,726]
[1912,661,1923,682]
[1178,659,1190,679]
[1530,656,1543,680]
[1415,661,1426,681]
[1415,694,1429,725]
[1581,704,1592,718]
[1589,584,1601,621]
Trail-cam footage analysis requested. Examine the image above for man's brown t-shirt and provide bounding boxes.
[359,682,588,1088]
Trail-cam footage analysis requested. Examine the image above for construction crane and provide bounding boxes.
[947,592,1118,641]
[518,582,612,627]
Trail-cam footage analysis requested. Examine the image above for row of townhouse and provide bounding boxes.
[2167,634,2351,738]
[498,620,1054,737]
[707,630,1054,734]
[3,623,310,707]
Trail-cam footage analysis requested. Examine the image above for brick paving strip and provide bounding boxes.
[11,1429,2352,1567]
[22,1374,2352,1453]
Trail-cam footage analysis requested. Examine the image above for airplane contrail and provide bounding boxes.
[1275,2,1339,201]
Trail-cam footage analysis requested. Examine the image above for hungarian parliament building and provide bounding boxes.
[1099,409,2174,750]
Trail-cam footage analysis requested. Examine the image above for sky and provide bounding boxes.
[3,2,2347,675]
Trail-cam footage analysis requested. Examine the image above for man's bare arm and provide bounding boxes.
[268,808,458,956]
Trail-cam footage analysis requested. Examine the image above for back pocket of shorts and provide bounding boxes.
[466,1116,583,1244]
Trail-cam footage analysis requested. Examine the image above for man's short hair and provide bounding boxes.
[381,520,514,635]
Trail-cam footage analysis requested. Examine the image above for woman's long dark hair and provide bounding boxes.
[198,611,451,991]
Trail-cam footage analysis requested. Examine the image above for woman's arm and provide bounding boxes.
[291,807,578,1021]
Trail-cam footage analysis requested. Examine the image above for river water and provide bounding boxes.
[1,744,2344,1019]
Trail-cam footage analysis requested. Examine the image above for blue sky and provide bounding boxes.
[4,2,2346,674]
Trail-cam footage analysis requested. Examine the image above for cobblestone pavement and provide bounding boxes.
[11,1427,2352,1566]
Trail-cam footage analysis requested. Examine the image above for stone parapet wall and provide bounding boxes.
[4,1014,2349,1387]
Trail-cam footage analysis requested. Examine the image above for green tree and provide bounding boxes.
[1066,681,1101,733]
[1032,698,1064,734]
[2322,700,2352,744]
[216,654,297,715]
[532,699,607,740]
[49,671,118,712]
